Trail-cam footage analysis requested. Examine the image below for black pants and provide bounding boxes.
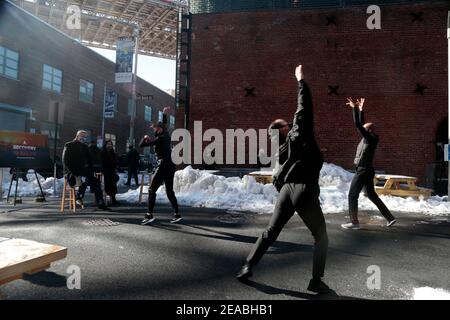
[127,166,139,186]
[246,181,328,279]
[348,166,395,223]
[77,175,104,205]
[147,162,179,214]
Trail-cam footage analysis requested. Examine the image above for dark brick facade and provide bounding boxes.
[181,1,449,184]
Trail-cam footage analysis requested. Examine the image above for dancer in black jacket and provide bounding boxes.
[236,65,330,294]
[140,107,181,224]
[341,98,396,230]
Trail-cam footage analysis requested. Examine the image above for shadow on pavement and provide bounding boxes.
[241,279,367,300]
[22,271,67,288]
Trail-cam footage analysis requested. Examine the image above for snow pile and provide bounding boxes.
[0,169,64,197]
[117,166,278,213]
[117,164,450,216]
[2,165,450,216]
[413,287,450,300]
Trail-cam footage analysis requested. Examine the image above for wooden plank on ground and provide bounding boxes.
[0,239,67,286]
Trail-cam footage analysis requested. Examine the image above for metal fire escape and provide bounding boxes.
[175,7,192,129]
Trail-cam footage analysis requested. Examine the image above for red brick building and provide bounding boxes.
[179,0,449,190]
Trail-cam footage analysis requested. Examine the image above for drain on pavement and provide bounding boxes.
[217,211,252,224]
[82,218,120,227]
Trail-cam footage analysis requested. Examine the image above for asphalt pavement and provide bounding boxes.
[0,193,449,300]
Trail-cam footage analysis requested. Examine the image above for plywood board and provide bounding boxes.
[0,239,67,285]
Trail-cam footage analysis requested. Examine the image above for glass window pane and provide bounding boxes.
[6,49,18,61]
[6,58,17,69]
[0,66,3,74]
[0,46,4,56]
[53,68,62,78]
[53,76,62,86]
[5,68,17,79]
[80,86,86,94]
[43,72,52,81]
[43,80,52,89]
[87,82,93,90]
[53,84,61,93]
[43,64,52,73]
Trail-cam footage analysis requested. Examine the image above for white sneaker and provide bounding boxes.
[141,214,156,225]
[170,215,183,223]
[387,219,397,227]
[341,222,360,230]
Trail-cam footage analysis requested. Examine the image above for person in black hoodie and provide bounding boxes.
[62,130,108,210]
[139,107,181,224]
[125,144,140,186]
[236,65,330,294]
[101,140,120,205]
[341,98,396,230]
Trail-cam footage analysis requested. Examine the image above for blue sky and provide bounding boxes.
[91,47,176,92]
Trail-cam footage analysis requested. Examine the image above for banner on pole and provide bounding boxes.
[445,144,449,162]
[104,90,117,118]
[115,37,135,83]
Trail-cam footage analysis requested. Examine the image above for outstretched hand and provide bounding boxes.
[356,98,365,111]
[295,65,303,81]
[346,97,357,109]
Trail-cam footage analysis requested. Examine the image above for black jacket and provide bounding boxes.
[353,108,378,168]
[88,144,103,173]
[62,139,91,177]
[273,79,323,190]
[126,148,141,169]
[139,114,173,164]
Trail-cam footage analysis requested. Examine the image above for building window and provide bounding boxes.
[169,115,175,128]
[79,79,94,103]
[0,45,19,80]
[158,111,163,122]
[42,64,62,93]
[104,133,116,150]
[144,105,152,122]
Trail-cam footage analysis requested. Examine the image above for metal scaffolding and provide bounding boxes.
[10,0,189,59]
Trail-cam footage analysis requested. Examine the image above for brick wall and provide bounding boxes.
[180,1,449,183]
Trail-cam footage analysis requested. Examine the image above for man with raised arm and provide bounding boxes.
[139,107,181,225]
[341,98,396,230]
[236,65,330,294]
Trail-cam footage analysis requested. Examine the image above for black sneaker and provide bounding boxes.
[170,215,183,224]
[236,262,252,282]
[97,204,111,211]
[142,214,156,225]
[76,198,84,208]
[307,278,332,294]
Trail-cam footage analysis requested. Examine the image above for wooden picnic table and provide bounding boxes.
[248,171,274,184]
[247,171,433,199]
[374,174,432,199]
[0,238,67,286]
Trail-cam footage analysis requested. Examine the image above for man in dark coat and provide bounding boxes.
[341,98,396,230]
[62,130,108,210]
[236,65,330,294]
[125,144,140,186]
[101,140,119,205]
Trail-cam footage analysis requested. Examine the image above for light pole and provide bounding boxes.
[447,11,450,199]
[129,27,140,147]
